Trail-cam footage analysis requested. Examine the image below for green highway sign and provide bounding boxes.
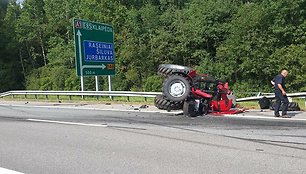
[73,18,115,76]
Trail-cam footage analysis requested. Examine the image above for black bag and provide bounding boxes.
[258,97,271,109]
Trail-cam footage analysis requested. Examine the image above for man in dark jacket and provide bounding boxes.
[273,70,289,118]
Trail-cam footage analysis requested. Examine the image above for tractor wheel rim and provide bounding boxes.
[169,81,186,97]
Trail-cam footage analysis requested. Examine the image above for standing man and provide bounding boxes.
[274,70,290,118]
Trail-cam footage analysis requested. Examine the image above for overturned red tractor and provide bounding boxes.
[154,64,234,117]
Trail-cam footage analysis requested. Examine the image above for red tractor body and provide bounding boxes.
[155,64,237,116]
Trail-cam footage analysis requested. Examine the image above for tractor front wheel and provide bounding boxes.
[183,100,198,117]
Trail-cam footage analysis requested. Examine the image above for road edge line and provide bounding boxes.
[27,119,108,127]
[0,167,24,174]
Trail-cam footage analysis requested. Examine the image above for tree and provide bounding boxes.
[269,45,306,92]
[184,0,238,80]
[0,0,23,92]
[0,0,305,93]
[217,0,306,92]
[16,0,47,68]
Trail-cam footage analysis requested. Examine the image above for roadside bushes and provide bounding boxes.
[26,66,79,90]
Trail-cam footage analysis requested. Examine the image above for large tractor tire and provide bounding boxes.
[270,102,300,111]
[162,75,191,102]
[183,100,198,117]
[158,64,193,76]
[154,94,183,111]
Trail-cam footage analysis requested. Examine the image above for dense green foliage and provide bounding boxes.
[0,0,305,93]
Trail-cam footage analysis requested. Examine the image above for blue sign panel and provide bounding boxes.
[83,40,114,62]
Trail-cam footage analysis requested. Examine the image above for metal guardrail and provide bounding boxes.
[0,91,10,98]
[0,90,162,101]
[0,90,305,106]
[236,92,306,102]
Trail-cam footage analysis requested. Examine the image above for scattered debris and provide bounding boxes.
[174,112,184,116]
[139,105,149,109]
[256,149,264,152]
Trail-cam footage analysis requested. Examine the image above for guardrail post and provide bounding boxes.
[69,95,72,101]
[35,95,37,99]
[46,95,48,100]
[57,95,60,101]
[12,95,14,99]
[145,97,147,102]
[304,96,306,109]
[24,94,27,99]
[127,96,130,102]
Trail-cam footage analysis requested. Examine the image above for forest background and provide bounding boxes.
[0,0,305,95]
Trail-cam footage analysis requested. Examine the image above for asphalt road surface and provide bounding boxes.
[0,104,306,174]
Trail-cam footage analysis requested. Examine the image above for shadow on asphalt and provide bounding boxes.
[288,112,302,117]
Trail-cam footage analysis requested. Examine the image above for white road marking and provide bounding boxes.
[27,119,108,127]
[0,167,24,174]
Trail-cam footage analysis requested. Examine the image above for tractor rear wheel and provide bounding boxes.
[162,75,190,102]
[154,94,183,111]
[158,64,192,76]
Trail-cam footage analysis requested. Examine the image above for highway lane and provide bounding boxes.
[0,104,306,174]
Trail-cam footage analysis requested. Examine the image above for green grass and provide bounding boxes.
[236,101,260,109]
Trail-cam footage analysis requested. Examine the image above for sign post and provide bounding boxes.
[95,76,99,91]
[108,75,112,100]
[73,18,115,93]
